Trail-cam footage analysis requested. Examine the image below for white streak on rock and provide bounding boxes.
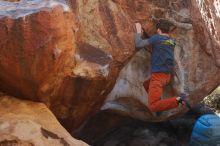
[214,0,220,18]
[101,101,129,111]
[196,0,219,44]
[100,64,109,77]
[74,53,83,62]
[53,47,62,59]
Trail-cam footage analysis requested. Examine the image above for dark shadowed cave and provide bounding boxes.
[73,103,216,146]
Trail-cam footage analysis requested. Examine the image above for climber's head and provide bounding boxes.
[156,19,172,34]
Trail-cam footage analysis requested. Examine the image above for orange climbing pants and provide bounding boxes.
[143,73,178,112]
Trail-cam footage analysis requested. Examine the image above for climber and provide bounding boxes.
[135,19,191,112]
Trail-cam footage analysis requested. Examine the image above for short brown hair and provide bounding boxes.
[156,19,172,33]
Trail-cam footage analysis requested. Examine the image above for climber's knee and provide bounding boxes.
[149,103,159,112]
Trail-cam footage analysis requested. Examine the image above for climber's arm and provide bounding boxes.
[135,23,151,50]
[135,33,151,49]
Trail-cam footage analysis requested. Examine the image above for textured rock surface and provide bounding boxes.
[55,0,135,130]
[0,95,88,146]
[0,0,134,130]
[0,0,220,131]
[190,0,220,66]
[103,0,220,120]
[0,1,75,101]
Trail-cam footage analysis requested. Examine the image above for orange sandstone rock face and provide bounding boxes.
[0,0,75,99]
[0,0,135,130]
[0,96,88,146]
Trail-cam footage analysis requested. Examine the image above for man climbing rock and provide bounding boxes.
[135,20,190,112]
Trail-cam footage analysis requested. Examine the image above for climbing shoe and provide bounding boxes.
[177,93,192,109]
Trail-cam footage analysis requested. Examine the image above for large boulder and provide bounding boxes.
[103,0,220,120]
[0,0,134,130]
[0,95,87,146]
[0,0,220,131]
[0,0,75,99]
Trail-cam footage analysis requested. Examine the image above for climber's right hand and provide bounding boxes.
[135,23,142,33]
